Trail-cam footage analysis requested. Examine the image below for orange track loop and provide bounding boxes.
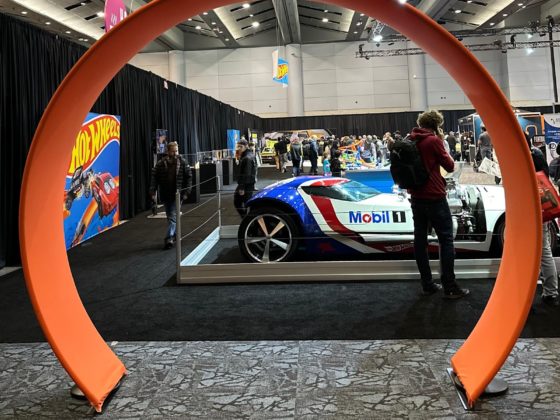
[19,0,540,411]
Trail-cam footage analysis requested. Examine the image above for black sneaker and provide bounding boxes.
[443,288,470,300]
[542,295,560,307]
[422,283,443,296]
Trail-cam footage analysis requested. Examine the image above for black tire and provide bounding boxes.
[491,218,506,257]
[238,207,299,263]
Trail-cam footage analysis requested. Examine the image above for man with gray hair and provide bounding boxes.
[150,141,192,249]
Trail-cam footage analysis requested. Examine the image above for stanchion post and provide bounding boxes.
[217,175,222,231]
[175,190,182,281]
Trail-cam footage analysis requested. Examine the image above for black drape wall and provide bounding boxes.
[0,13,261,267]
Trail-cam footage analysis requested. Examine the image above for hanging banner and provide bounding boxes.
[227,129,240,152]
[63,113,121,249]
[104,0,128,32]
[544,114,560,158]
[272,49,288,86]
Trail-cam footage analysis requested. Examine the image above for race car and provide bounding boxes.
[91,172,119,218]
[238,176,556,263]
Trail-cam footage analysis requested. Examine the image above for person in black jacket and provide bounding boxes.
[149,141,192,249]
[234,139,257,217]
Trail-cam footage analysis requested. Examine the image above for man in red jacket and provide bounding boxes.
[409,110,470,299]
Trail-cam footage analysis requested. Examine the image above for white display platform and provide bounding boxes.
[178,225,503,285]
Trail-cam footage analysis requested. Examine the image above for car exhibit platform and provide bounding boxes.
[178,225,502,284]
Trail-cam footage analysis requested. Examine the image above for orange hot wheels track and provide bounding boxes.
[19,0,541,412]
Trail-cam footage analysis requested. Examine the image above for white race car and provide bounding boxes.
[238,175,555,263]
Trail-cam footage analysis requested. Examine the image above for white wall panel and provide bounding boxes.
[305,83,337,98]
[509,85,553,101]
[218,74,252,89]
[252,73,275,86]
[371,56,408,68]
[335,55,373,69]
[185,50,219,63]
[186,61,219,77]
[218,48,253,62]
[427,77,462,93]
[302,43,336,58]
[250,60,272,74]
[337,67,373,83]
[427,91,466,106]
[187,76,219,91]
[374,93,410,108]
[303,56,336,71]
[253,86,288,99]
[338,95,375,110]
[508,70,551,87]
[253,99,288,114]
[219,88,253,102]
[374,80,410,95]
[373,66,409,81]
[303,69,337,84]
[336,82,374,97]
[197,89,219,99]
[218,60,249,75]
[305,97,338,111]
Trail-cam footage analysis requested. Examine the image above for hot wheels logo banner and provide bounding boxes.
[63,113,121,249]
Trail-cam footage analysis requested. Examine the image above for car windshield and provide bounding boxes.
[302,180,380,202]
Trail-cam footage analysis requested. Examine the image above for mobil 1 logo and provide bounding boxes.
[349,210,407,224]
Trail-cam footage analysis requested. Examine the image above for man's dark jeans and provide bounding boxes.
[411,197,457,291]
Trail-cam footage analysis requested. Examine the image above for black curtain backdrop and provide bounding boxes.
[0,13,261,267]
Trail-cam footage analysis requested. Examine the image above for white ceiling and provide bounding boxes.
[0,0,557,51]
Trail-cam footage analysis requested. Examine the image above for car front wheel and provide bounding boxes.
[238,208,299,263]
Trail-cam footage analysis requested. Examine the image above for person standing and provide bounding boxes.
[527,138,559,306]
[330,149,343,177]
[447,131,457,160]
[309,136,319,175]
[409,110,469,299]
[290,138,303,177]
[149,141,192,250]
[478,126,493,160]
[277,136,289,173]
[234,139,256,217]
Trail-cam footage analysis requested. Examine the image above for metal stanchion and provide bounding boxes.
[217,175,222,230]
[175,190,182,281]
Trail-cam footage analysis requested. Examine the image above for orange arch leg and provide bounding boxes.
[20,0,541,411]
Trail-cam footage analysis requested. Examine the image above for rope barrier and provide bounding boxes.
[180,194,219,217]
[180,210,219,240]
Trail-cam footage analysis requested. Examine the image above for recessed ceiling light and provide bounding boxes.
[360,13,364,16]
[84,38,88,41]
[518,2,523,5]
[467,0,472,3]
[97,11,104,17]
[45,21,51,25]
[249,14,253,17]
[503,13,508,16]
[211,22,216,25]
[324,9,328,13]
[373,34,383,42]
[356,21,362,26]
[225,38,229,41]
[252,21,260,27]
[203,12,208,15]
[490,22,495,26]
[21,11,28,15]
[188,18,192,21]
[455,9,461,14]
[195,25,201,30]
[78,38,83,41]
[398,0,407,4]
[322,18,329,23]
[65,30,71,34]
[80,2,86,5]
[242,3,250,8]
[353,31,358,34]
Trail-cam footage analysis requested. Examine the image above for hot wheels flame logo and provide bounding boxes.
[276,63,288,79]
[68,115,120,175]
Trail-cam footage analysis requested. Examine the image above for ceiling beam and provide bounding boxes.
[128,0,185,49]
[416,0,459,22]
[271,0,301,44]
[345,12,367,41]
[199,9,240,48]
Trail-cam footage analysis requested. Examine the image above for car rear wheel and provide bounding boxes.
[238,208,299,263]
[493,218,558,256]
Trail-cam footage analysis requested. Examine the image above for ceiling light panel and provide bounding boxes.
[298,0,354,32]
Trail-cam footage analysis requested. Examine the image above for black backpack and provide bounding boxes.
[390,137,429,189]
